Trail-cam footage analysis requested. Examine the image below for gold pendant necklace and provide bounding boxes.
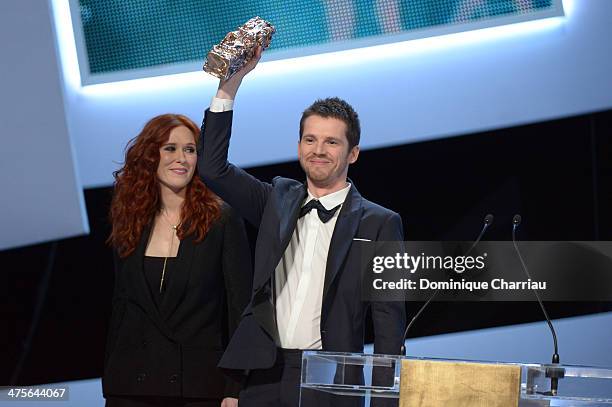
[159,210,179,293]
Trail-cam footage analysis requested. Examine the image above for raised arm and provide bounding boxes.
[198,47,272,227]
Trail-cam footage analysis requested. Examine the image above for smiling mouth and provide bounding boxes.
[170,168,188,175]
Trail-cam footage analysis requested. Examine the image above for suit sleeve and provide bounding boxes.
[369,212,406,405]
[104,250,127,369]
[221,206,253,397]
[198,109,273,228]
[371,212,407,356]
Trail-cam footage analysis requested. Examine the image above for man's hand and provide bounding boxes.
[216,46,263,100]
[221,397,238,407]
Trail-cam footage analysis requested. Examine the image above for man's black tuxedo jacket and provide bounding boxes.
[102,206,252,398]
[198,110,406,371]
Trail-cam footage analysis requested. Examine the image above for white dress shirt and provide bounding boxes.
[275,185,350,349]
[210,97,234,112]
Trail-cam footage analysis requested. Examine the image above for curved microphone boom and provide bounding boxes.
[467,214,494,256]
[400,214,494,355]
[512,214,563,395]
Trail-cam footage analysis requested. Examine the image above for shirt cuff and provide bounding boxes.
[210,97,234,112]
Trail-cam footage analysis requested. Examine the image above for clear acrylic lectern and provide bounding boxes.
[300,351,612,407]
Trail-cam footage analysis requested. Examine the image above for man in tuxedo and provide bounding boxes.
[198,48,406,407]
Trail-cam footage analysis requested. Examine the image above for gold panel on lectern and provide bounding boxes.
[400,359,521,407]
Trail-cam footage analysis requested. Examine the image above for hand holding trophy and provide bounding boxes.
[203,16,275,81]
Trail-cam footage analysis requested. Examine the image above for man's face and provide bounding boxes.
[298,115,359,191]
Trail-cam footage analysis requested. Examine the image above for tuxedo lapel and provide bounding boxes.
[278,183,307,254]
[251,182,305,345]
[323,185,363,300]
[252,183,306,291]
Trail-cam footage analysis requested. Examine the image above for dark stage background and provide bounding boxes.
[2,108,611,385]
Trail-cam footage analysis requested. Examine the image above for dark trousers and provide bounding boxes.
[238,349,368,407]
[239,348,302,407]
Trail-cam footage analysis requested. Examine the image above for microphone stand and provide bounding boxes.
[512,214,564,396]
[400,214,494,355]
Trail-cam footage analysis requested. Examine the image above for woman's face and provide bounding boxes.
[156,126,197,194]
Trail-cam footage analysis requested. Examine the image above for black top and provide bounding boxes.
[143,256,176,306]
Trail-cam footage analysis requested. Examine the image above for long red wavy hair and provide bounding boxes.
[108,114,221,258]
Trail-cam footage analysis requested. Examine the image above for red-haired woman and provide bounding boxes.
[102,114,251,407]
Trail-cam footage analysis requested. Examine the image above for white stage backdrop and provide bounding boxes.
[0,0,88,250]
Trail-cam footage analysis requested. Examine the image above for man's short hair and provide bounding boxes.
[299,97,360,149]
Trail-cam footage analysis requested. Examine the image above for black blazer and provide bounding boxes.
[198,110,406,371]
[102,205,252,399]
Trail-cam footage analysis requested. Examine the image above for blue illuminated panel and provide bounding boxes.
[73,0,562,84]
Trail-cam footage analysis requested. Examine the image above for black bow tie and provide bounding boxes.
[299,200,341,223]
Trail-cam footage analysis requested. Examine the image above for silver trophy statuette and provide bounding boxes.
[203,16,275,80]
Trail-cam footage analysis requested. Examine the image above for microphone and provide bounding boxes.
[400,214,494,355]
[466,214,494,256]
[511,214,564,395]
